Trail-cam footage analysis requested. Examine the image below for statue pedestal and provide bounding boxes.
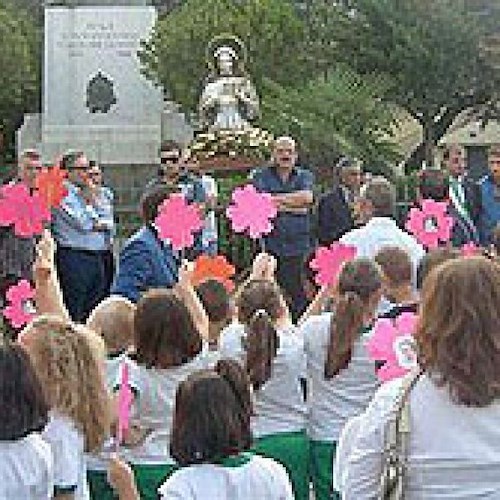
[199,155,261,174]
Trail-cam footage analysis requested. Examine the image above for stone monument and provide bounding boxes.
[18,0,175,165]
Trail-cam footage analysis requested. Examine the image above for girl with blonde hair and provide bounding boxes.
[22,314,111,499]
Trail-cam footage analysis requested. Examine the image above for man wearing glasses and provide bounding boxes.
[0,149,43,337]
[146,140,206,257]
[51,151,113,322]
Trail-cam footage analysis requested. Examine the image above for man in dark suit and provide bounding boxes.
[316,157,362,246]
[111,185,180,303]
[442,145,481,246]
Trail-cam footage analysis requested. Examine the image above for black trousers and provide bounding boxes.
[55,247,108,323]
[275,254,308,323]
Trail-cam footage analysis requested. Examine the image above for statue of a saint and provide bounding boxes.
[199,37,259,130]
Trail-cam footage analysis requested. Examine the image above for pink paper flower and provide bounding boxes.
[0,183,51,238]
[366,312,419,382]
[117,362,133,446]
[154,194,203,251]
[309,243,357,286]
[461,242,481,257]
[2,279,36,329]
[405,199,453,249]
[226,185,277,239]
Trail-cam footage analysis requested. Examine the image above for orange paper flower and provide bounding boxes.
[191,255,236,292]
[35,165,68,210]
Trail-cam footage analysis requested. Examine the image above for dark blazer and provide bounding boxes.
[111,225,179,303]
[316,186,354,246]
[448,176,481,246]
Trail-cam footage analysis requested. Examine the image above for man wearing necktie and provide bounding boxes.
[443,145,480,246]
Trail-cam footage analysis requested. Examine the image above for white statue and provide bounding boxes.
[199,38,259,130]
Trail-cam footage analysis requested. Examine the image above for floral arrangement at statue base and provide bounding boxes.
[191,127,273,171]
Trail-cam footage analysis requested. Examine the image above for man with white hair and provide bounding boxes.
[252,136,314,320]
[340,176,425,280]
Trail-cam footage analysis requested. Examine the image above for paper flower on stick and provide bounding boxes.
[226,185,277,239]
[2,279,36,329]
[117,362,133,446]
[0,183,51,238]
[35,166,68,209]
[154,194,203,251]
[309,243,357,287]
[405,199,453,249]
[192,255,236,292]
[366,312,419,382]
[461,242,481,257]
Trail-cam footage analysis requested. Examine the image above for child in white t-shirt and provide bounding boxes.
[220,278,307,500]
[22,315,111,500]
[113,266,212,500]
[109,359,294,500]
[0,342,53,500]
[299,258,382,500]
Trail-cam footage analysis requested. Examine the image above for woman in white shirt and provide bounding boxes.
[0,342,53,500]
[108,359,294,500]
[337,256,500,499]
[299,258,382,500]
[219,279,308,500]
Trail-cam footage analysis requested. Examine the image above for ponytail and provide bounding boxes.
[324,291,364,379]
[245,310,279,390]
[215,359,253,449]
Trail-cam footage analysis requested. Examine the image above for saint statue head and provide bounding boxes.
[206,35,247,79]
[214,46,237,76]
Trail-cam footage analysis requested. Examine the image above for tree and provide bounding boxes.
[0,3,39,162]
[138,0,312,113]
[259,67,400,173]
[327,0,500,168]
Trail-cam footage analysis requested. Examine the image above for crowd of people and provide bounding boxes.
[0,136,500,499]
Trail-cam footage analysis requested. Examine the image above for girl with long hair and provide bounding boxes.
[22,315,111,499]
[219,278,308,500]
[299,258,382,500]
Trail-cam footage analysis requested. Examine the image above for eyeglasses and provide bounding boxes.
[160,156,180,165]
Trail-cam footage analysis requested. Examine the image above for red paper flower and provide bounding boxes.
[154,193,203,251]
[405,199,453,249]
[226,185,277,239]
[309,243,357,287]
[192,255,236,292]
[0,183,51,238]
[366,312,419,382]
[2,279,36,329]
[35,165,68,209]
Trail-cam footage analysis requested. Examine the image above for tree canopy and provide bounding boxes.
[328,0,500,166]
[0,2,40,160]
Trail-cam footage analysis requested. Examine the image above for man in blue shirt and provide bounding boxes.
[51,151,113,322]
[252,136,314,320]
[111,185,180,303]
[478,144,500,245]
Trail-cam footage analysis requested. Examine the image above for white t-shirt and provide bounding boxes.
[125,352,212,465]
[42,413,89,499]
[158,453,294,500]
[300,313,379,442]
[219,323,306,437]
[339,217,425,284]
[0,433,53,499]
[338,374,500,499]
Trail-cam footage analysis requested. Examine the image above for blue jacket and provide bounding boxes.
[111,225,179,303]
[478,175,500,245]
